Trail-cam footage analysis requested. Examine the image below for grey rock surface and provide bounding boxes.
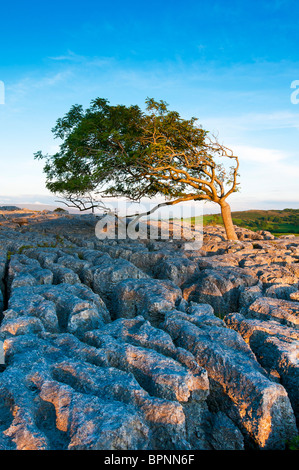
[162,313,297,449]
[225,312,299,421]
[0,210,298,450]
[111,278,183,324]
[246,297,299,329]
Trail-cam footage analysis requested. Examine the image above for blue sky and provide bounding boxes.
[0,0,299,213]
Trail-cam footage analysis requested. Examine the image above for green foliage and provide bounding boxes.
[199,209,299,234]
[232,209,299,234]
[7,237,66,261]
[35,97,239,206]
[53,207,68,213]
[287,435,299,450]
[17,245,35,254]
[34,98,146,199]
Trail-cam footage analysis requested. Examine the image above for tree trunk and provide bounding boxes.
[219,199,238,241]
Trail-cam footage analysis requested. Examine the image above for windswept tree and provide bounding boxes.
[35,98,240,240]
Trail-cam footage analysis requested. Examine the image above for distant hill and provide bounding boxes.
[184,208,299,235]
[202,208,299,235]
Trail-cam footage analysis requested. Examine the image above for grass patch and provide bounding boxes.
[184,209,299,235]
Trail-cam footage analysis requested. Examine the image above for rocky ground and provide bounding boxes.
[0,207,298,451]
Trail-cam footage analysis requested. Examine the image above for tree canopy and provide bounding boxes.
[35,97,240,240]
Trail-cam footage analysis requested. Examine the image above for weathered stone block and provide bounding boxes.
[162,315,298,449]
[111,278,182,324]
[225,312,299,421]
[247,297,299,329]
[183,267,257,316]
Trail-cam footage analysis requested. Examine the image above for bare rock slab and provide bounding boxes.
[162,314,298,449]
[111,278,182,324]
[0,333,192,450]
[225,312,299,422]
[247,297,299,329]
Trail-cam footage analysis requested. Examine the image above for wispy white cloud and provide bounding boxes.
[233,144,290,163]
[6,70,73,104]
[229,144,299,205]
[48,50,115,69]
[201,111,299,135]
[36,71,71,87]
[48,50,85,62]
